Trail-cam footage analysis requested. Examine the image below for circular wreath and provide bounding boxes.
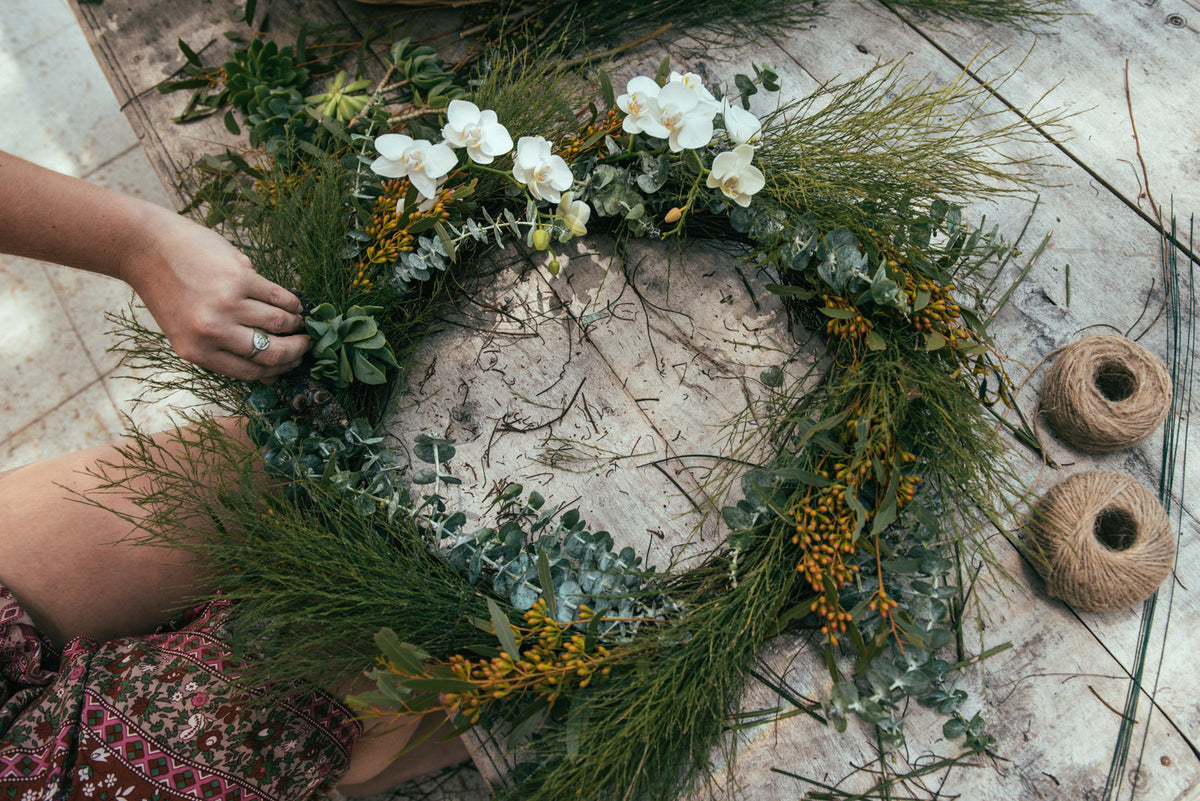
[112,7,1074,800]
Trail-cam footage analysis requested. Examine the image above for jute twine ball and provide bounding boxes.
[1039,334,1171,453]
[1027,471,1173,612]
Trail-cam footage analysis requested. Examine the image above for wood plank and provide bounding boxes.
[387,237,805,570]
[688,8,1200,797]
[887,0,1200,234]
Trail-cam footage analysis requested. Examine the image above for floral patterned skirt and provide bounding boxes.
[0,584,361,801]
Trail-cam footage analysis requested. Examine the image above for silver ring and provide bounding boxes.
[246,330,271,360]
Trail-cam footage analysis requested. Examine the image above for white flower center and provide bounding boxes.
[629,93,648,116]
[534,165,551,184]
[464,125,484,148]
[402,151,424,171]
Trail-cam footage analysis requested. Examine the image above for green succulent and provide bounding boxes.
[244,85,313,154]
[387,38,467,107]
[224,39,310,112]
[306,303,399,389]
[305,70,372,123]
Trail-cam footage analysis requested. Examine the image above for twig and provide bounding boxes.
[497,378,586,434]
[1089,685,1133,721]
[1124,60,1162,229]
[561,24,674,70]
[350,59,398,129]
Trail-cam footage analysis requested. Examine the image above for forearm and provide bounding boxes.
[0,149,310,382]
[0,149,176,284]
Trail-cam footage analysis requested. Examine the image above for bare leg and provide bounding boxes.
[0,418,471,790]
[337,713,471,797]
[0,420,247,647]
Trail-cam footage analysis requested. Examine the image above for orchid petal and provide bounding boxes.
[374,134,412,161]
[370,156,406,178]
[422,142,458,179]
[446,99,479,129]
[658,82,699,114]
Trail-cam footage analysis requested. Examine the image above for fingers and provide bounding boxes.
[193,278,310,382]
[202,333,308,384]
[239,329,309,381]
[240,297,305,337]
[245,272,305,317]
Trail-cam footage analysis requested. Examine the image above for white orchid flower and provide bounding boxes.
[722,99,763,145]
[656,81,717,152]
[669,70,721,114]
[706,144,765,208]
[442,99,513,165]
[370,134,458,201]
[395,176,444,215]
[557,191,591,237]
[616,76,669,138]
[512,136,573,203]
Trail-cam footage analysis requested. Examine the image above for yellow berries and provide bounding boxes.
[353,178,453,292]
[789,412,922,647]
[822,292,875,343]
[559,109,622,161]
[436,599,616,723]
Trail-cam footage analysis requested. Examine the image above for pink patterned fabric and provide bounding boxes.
[0,584,361,800]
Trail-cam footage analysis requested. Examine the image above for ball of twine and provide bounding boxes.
[1027,471,1173,613]
[1039,334,1171,453]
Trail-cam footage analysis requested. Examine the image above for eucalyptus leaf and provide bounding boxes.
[374,629,429,674]
[487,599,522,662]
[414,435,456,465]
[510,582,539,610]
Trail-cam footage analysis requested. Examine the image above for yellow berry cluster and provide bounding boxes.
[559,109,623,162]
[792,468,860,646]
[252,167,311,205]
[352,178,452,290]
[821,291,875,342]
[442,599,614,724]
[852,231,981,351]
[790,415,921,646]
[907,274,967,341]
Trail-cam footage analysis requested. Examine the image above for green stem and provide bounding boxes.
[664,171,710,237]
[470,162,522,188]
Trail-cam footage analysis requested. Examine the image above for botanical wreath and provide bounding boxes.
[104,2,1081,799]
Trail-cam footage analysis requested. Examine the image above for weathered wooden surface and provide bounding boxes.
[69,2,1200,799]
[387,239,803,571]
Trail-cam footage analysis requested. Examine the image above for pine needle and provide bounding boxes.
[757,58,1067,240]
[1102,213,1196,799]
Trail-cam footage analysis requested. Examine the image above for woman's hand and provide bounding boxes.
[119,211,310,383]
[0,150,310,383]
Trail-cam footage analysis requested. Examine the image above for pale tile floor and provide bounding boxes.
[0,8,489,797]
[0,0,182,471]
